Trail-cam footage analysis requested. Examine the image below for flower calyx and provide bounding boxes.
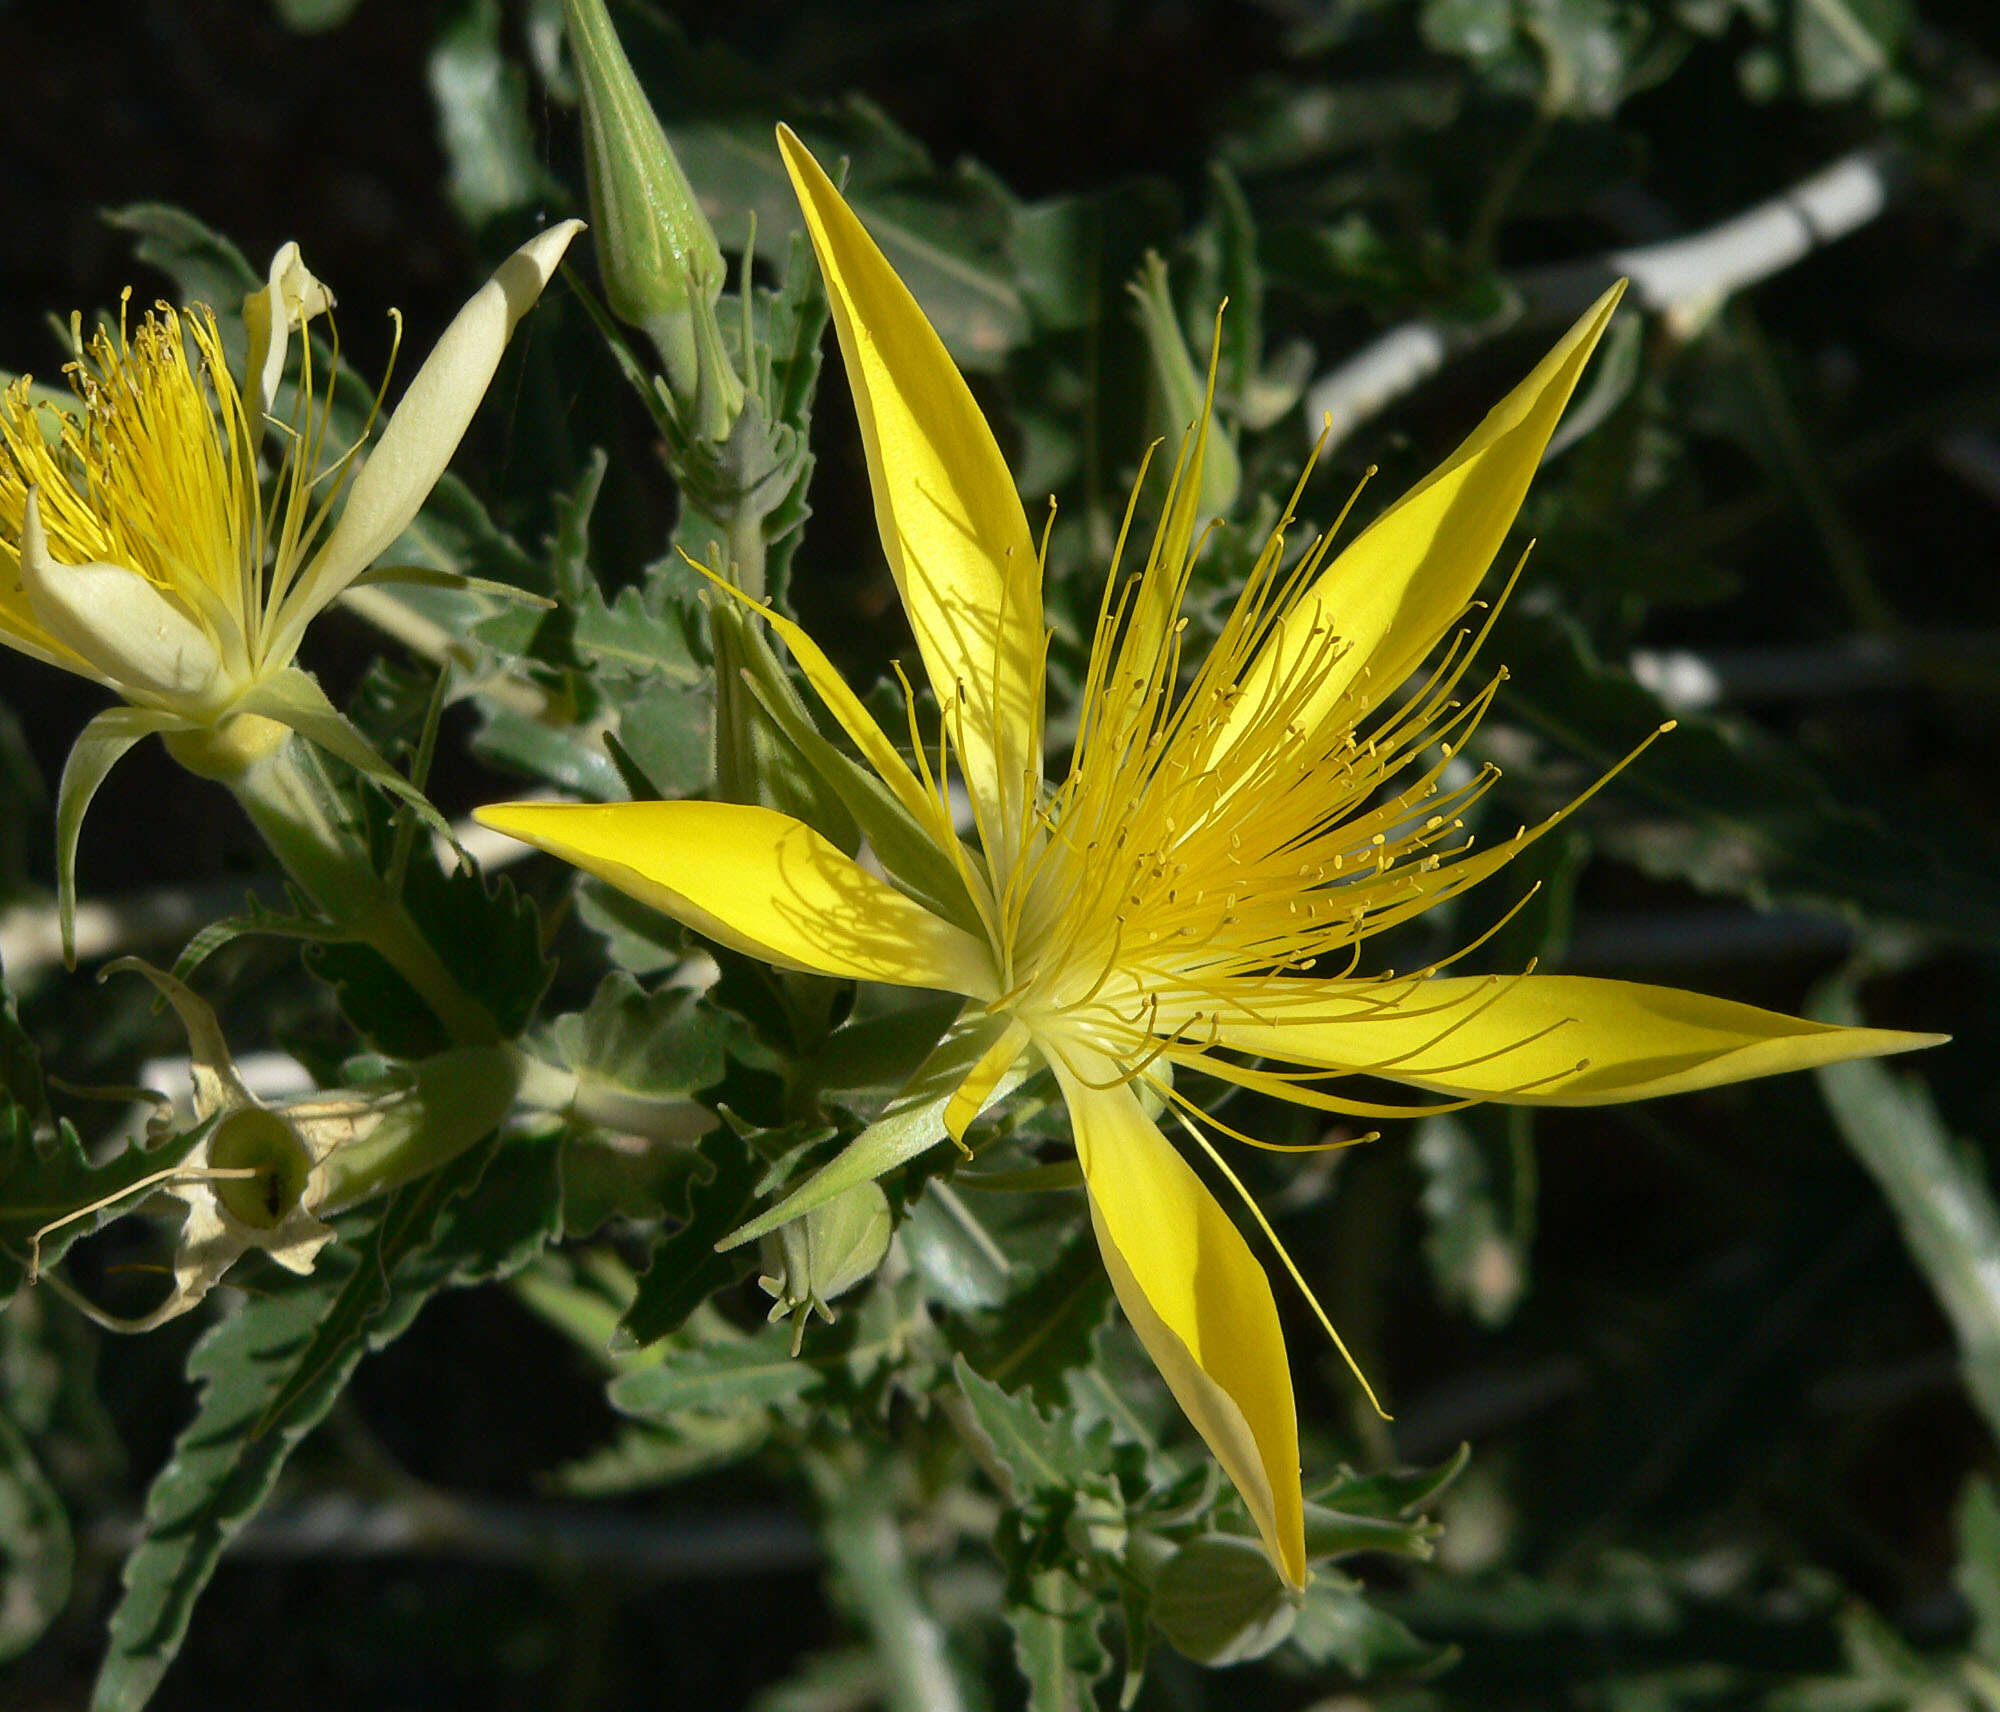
[758,1179,893,1354]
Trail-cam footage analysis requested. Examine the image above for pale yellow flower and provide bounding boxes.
[479,131,1940,1588]
[0,223,580,943]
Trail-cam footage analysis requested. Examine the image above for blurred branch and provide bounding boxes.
[1305,145,1901,449]
[817,1471,968,1712]
[88,1489,818,1580]
[1813,979,2000,1440]
[0,805,541,981]
[1631,630,2000,707]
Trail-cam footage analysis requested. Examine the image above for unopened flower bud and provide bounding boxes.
[759,1180,892,1353]
[565,0,744,439]
[1129,251,1240,518]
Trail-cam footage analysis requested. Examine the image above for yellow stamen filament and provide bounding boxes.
[1165,1097,1390,1419]
[720,313,1672,1406]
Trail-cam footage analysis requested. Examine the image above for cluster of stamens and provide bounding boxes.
[865,420,1671,1139]
[0,284,390,683]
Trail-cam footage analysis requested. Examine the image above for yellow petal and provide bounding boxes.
[1209,974,1945,1106]
[1057,1058,1306,1588]
[777,127,1043,864]
[944,1016,1030,1143]
[474,798,995,995]
[1222,285,1624,754]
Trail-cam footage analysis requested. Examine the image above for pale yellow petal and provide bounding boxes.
[944,1016,1030,1143]
[18,488,224,709]
[272,220,584,657]
[1208,973,1945,1106]
[242,241,335,457]
[1220,285,1624,754]
[1057,1059,1306,1588]
[0,571,107,684]
[777,127,1043,862]
[474,798,996,995]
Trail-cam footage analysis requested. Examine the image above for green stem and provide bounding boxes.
[711,501,772,807]
[225,736,499,1046]
[726,501,768,604]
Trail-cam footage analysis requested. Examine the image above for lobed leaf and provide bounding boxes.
[612,1125,764,1353]
[608,1323,825,1419]
[90,1129,561,1711]
[952,1356,1118,1508]
[1006,1568,1112,1712]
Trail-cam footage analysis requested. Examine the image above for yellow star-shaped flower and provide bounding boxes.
[479,130,1941,1588]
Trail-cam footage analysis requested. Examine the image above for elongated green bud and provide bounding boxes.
[1129,251,1240,518]
[565,0,743,438]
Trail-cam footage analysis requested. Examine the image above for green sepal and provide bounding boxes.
[718,1008,1031,1252]
[1305,1441,1471,1520]
[719,601,979,929]
[1150,1536,1296,1667]
[54,706,182,966]
[233,668,456,850]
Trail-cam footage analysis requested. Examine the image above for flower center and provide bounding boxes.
[207,1107,314,1231]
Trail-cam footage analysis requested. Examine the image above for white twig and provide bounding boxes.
[1305,145,1901,450]
[0,801,545,983]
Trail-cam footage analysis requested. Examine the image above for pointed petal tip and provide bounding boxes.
[528,216,588,265]
[1866,1028,1952,1055]
[470,800,586,859]
[774,121,811,170]
[273,219,588,650]
[470,800,543,835]
[498,219,588,307]
[1214,980,1952,1108]
[1065,1067,1306,1591]
[774,109,1045,849]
